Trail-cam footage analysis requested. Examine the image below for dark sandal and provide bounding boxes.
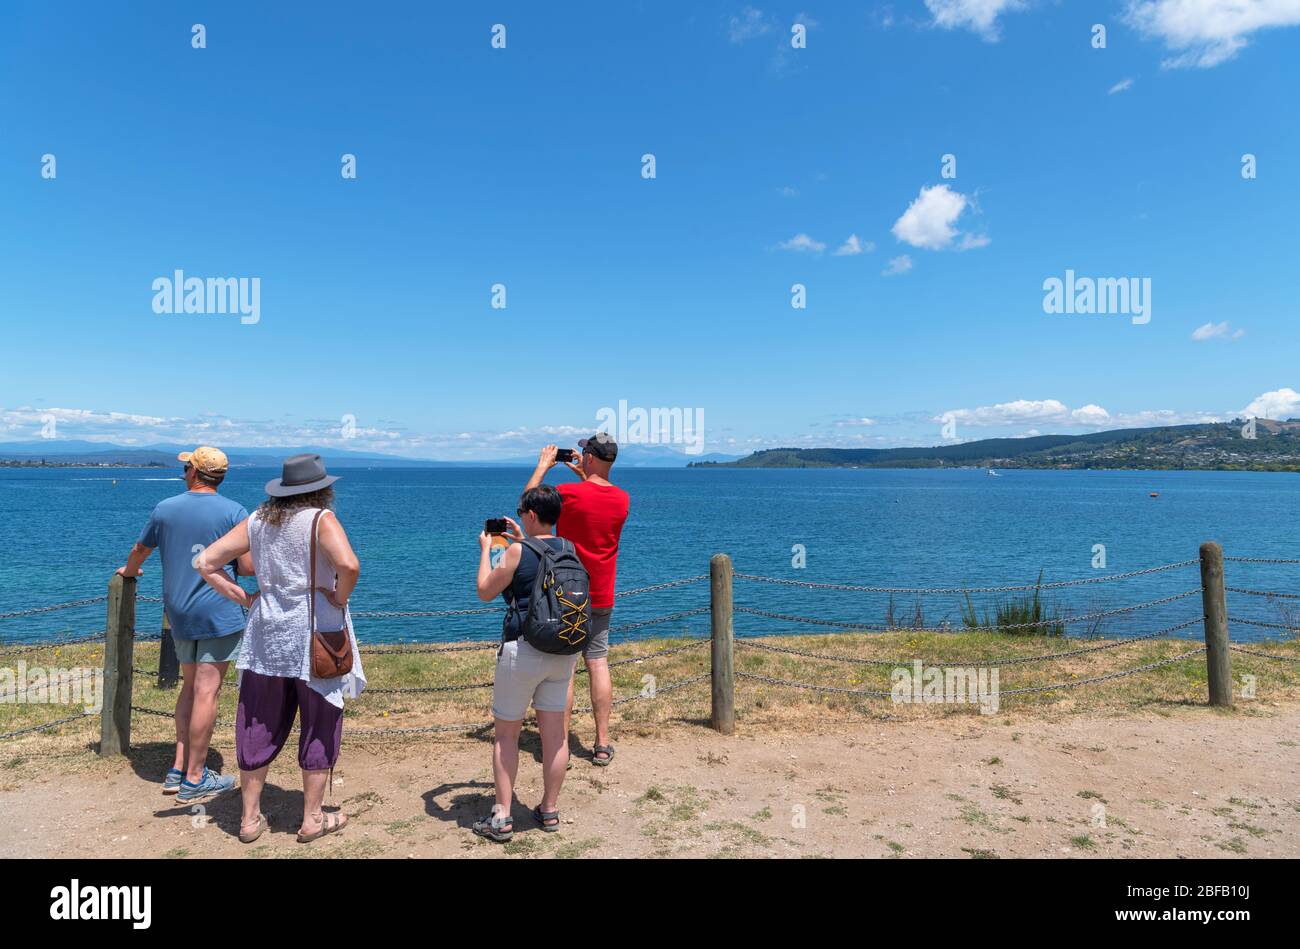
[592,744,615,767]
[239,813,267,844]
[472,813,514,843]
[532,805,560,832]
[297,811,347,843]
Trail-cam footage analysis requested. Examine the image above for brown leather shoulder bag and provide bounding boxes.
[309,509,354,679]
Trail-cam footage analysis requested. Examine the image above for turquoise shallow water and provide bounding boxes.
[1,466,1297,645]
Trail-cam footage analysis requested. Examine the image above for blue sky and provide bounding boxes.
[2,1,1298,460]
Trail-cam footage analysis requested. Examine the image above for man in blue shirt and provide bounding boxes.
[116,446,253,804]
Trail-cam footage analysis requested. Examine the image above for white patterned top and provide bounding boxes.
[239,507,366,708]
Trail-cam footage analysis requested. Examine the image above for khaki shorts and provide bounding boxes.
[492,639,578,721]
[175,629,243,665]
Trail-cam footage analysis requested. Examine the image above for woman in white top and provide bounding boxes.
[198,454,365,845]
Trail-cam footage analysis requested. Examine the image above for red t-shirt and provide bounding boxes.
[556,480,630,609]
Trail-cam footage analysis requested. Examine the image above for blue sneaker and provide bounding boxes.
[162,768,184,795]
[176,768,236,805]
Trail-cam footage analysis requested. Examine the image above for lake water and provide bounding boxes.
[2,466,1297,645]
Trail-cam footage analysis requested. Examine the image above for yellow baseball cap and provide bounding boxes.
[177,446,229,476]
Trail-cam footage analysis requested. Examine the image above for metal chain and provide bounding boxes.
[1228,645,1300,662]
[735,590,1201,634]
[0,597,107,620]
[1224,556,1300,564]
[737,647,1206,699]
[1227,616,1298,631]
[0,631,107,658]
[735,617,1202,667]
[574,671,712,712]
[734,560,1198,595]
[359,642,498,655]
[1225,587,1300,600]
[352,606,504,619]
[0,712,96,742]
[366,682,492,694]
[608,607,709,633]
[614,576,709,598]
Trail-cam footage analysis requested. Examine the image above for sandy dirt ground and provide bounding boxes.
[2,704,1297,859]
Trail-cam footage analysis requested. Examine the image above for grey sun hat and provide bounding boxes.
[578,432,618,462]
[264,453,340,497]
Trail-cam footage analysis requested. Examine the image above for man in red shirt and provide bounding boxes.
[525,434,629,766]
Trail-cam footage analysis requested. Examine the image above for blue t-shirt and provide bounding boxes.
[138,491,250,640]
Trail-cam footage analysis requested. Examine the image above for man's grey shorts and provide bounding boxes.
[583,607,612,661]
[492,639,579,721]
[175,629,243,665]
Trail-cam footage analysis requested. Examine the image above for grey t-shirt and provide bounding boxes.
[138,491,249,640]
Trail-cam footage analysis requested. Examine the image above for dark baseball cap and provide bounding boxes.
[579,432,618,461]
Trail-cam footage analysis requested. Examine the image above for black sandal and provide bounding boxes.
[472,813,514,843]
[592,744,615,767]
[532,805,560,832]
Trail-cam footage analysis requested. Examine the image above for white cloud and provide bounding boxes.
[892,184,985,251]
[1242,387,1300,419]
[924,0,1027,40]
[1108,77,1135,94]
[934,399,1227,429]
[1124,0,1300,68]
[882,254,913,276]
[778,186,799,197]
[1191,320,1245,341]
[835,417,877,427]
[958,232,991,251]
[778,233,826,253]
[833,234,874,256]
[728,6,774,43]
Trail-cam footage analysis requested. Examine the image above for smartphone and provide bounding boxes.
[484,518,509,535]
[556,448,575,462]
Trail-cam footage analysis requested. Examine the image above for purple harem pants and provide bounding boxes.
[236,669,343,772]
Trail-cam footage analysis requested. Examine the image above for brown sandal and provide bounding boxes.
[297,811,348,843]
[239,814,267,844]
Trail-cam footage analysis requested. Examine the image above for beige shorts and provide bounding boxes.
[492,639,579,721]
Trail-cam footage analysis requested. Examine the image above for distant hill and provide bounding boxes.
[0,439,743,469]
[689,420,1300,471]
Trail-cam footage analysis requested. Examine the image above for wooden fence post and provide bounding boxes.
[1199,541,1233,708]
[710,553,735,735]
[158,612,179,688]
[99,574,136,756]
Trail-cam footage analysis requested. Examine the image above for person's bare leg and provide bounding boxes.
[239,765,268,837]
[563,672,576,747]
[298,769,346,837]
[492,718,523,818]
[536,710,568,815]
[586,657,613,755]
[172,664,196,773]
[184,660,228,783]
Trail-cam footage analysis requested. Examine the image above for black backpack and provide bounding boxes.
[510,537,592,655]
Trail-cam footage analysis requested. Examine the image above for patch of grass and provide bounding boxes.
[823,804,847,817]
[503,835,550,857]
[990,784,1022,804]
[1227,822,1268,838]
[637,786,665,804]
[1069,835,1097,851]
[1216,837,1248,854]
[961,848,998,859]
[554,837,601,859]
[162,847,189,859]
[962,572,1065,637]
[885,840,905,857]
[384,816,427,837]
[1077,790,1107,803]
[750,806,772,822]
[985,756,1002,766]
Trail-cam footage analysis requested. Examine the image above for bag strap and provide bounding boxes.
[308,509,324,635]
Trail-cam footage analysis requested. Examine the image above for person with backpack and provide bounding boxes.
[472,484,590,842]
